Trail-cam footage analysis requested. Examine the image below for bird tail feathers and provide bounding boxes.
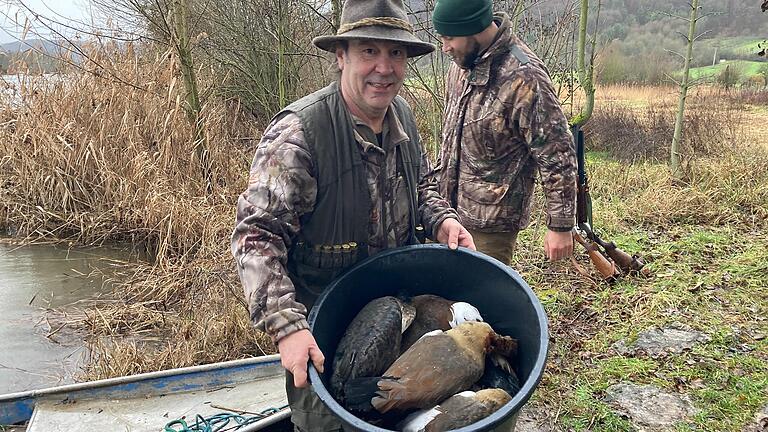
[343,377,382,412]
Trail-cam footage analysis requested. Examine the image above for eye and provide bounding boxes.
[391,49,406,59]
[362,48,377,56]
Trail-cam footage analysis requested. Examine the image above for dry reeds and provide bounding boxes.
[583,86,749,164]
[0,44,274,379]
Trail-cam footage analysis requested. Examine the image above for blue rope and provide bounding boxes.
[163,405,289,432]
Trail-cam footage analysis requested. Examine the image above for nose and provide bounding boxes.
[374,55,394,75]
[441,42,450,54]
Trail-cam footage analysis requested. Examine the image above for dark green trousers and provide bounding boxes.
[285,371,344,432]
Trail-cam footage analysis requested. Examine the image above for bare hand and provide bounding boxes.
[436,218,476,251]
[544,229,574,261]
[277,329,325,388]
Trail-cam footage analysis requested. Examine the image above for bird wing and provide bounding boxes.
[371,334,482,413]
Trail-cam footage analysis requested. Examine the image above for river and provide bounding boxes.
[0,241,131,394]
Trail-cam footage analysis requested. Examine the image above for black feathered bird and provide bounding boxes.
[330,296,415,403]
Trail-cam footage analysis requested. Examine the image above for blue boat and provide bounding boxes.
[0,354,291,431]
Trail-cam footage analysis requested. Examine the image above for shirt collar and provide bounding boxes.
[351,104,409,154]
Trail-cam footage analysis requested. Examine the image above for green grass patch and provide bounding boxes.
[688,60,767,81]
[699,37,766,57]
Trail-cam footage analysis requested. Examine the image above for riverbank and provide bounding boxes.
[1,65,766,430]
[0,239,131,393]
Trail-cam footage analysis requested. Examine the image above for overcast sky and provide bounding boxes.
[0,0,92,44]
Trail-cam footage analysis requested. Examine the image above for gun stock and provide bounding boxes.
[592,237,646,273]
[573,229,618,281]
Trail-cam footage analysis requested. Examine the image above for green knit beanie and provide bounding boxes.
[432,0,493,37]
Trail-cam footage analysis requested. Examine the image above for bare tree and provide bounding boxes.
[665,0,710,181]
[570,0,601,127]
[89,0,213,192]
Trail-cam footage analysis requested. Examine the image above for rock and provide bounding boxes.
[742,404,768,432]
[616,323,710,358]
[605,383,698,431]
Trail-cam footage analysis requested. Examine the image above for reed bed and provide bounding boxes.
[1,47,274,379]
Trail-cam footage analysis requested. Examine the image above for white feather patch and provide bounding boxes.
[415,329,443,345]
[400,406,442,432]
[449,302,484,328]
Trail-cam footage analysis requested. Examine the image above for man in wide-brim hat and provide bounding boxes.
[232,0,475,430]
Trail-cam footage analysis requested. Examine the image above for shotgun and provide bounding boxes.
[572,228,618,281]
[572,125,645,277]
[591,236,646,273]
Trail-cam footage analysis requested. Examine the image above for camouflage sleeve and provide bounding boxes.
[231,113,317,343]
[417,143,459,239]
[507,66,577,231]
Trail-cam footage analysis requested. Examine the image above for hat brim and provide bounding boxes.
[313,26,435,58]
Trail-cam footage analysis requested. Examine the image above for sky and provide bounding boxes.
[0,0,93,44]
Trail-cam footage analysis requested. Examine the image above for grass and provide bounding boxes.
[698,36,767,57]
[0,47,766,431]
[505,82,768,430]
[688,60,767,81]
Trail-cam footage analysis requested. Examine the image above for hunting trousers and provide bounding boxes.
[469,230,520,266]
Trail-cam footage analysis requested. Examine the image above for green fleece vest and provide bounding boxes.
[276,82,422,301]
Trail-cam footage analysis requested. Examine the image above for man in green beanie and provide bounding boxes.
[431,0,578,265]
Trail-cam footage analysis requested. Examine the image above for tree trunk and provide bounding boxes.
[332,0,343,31]
[170,0,212,193]
[670,0,700,182]
[570,0,595,127]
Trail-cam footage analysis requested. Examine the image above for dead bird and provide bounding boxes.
[401,294,483,353]
[344,321,518,413]
[330,296,415,403]
[398,388,513,432]
[474,355,521,397]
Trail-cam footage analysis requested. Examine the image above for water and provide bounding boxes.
[0,241,130,394]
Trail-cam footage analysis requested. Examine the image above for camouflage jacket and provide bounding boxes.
[433,13,577,232]
[231,99,457,343]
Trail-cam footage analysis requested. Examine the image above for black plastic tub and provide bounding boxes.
[307,244,549,432]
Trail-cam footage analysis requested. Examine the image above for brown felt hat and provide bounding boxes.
[313,0,435,57]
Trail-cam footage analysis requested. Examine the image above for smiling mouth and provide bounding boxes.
[368,82,393,90]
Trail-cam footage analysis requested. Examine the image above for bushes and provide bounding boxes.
[583,90,744,163]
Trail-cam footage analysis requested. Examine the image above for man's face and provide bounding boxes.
[336,40,408,118]
[440,35,482,69]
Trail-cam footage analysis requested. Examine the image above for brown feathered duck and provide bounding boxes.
[398,388,513,432]
[344,321,518,414]
[400,294,484,353]
[400,295,521,397]
[330,296,415,404]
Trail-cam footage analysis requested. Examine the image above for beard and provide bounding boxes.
[458,38,482,69]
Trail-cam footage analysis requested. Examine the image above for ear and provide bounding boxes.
[335,47,346,71]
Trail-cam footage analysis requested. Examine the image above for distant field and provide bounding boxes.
[688,60,767,81]
[698,36,766,57]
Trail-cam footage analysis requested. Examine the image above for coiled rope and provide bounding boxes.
[163,405,289,432]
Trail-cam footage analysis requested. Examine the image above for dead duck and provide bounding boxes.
[330,296,415,403]
[344,321,518,413]
[474,355,521,397]
[401,294,483,353]
[398,388,513,432]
